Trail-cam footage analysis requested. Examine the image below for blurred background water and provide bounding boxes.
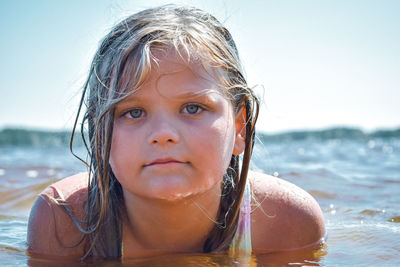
[0,127,399,266]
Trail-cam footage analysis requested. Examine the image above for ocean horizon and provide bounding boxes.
[1,126,399,147]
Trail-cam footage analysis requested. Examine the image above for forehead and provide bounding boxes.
[140,49,224,96]
[151,49,212,79]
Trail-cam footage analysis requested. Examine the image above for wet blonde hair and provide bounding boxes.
[70,4,259,258]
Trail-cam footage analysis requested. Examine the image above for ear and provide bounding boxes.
[233,107,246,155]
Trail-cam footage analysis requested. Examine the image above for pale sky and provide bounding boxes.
[1,0,399,133]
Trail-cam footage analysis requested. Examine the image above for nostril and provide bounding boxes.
[147,126,179,145]
[150,137,174,144]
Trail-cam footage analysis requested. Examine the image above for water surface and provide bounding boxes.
[1,128,399,266]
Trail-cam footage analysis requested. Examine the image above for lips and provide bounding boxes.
[144,158,185,167]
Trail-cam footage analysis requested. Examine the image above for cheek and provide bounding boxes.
[195,114,236,174]
[109,137,123,182]
[216,117,236,167]
[216,106,236,156]
[109,128,136,183]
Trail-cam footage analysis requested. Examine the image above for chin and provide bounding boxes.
[143,179,221,202]
[154,190,197,201]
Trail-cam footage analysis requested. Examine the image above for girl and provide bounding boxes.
[27,5,325,261]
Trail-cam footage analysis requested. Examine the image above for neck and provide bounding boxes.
[122,183,222,256]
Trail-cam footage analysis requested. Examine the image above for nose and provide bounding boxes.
[147,115,180,145]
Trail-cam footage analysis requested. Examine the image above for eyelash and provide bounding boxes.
[123,108,145,119]
[122,103,206,120]
[181,103,205,115]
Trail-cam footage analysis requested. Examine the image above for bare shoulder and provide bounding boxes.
[27,172,89,258]
[249,171,326,253]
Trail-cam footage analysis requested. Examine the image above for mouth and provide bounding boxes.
[144,158,186,167]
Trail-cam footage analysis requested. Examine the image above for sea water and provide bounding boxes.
[0,128,399,266]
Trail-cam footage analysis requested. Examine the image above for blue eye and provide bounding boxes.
[127,108,143,118]
[184,104,201,114]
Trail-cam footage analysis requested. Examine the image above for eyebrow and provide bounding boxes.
[120,87,226,103]
[172,88,225,100]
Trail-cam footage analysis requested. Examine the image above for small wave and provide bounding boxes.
[0,181,51,215]
[0,245,25,253]
[308,190,337,200]
[360,209,386,216]
[329,222,400,233]
[388,216,400,223]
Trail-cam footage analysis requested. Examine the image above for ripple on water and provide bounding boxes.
[0,217,27,251]
[308,190,337,199]
[388,216,400,223]
[0,166,64,217]
[326,221,400,265]
[360,209,386,216]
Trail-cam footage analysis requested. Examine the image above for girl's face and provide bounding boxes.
[109,51,245,201]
